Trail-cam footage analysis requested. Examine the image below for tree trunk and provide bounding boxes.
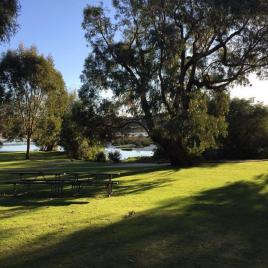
[26,136,30,160]
[166,144,191,166]
[152,134,191,166]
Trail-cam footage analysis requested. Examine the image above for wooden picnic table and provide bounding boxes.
[4,171,67,195]
[67,172,121,196]
[1,171,120,197]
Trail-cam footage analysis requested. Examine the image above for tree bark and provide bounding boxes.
[26,135,30,160]
[151,134,191,166]
[166,145,191,166]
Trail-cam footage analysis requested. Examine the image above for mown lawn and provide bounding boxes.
[0,152,268,267]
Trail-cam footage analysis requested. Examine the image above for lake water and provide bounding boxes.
[0,142,40,152]
[0,142,156,160]
[105,144,156,159]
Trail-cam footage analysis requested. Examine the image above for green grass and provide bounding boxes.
[1,152,268,267]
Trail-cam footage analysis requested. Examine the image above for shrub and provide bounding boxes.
[153,146,168,160]
[95,151,107,162]
[108,150,121,163]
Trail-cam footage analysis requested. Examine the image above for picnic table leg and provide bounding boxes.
[27,183,31,192]
[50,183,54,195]
[106,175,113,197]
[60,181,64,193]
[56,182,59,194]
[13,183,17,196]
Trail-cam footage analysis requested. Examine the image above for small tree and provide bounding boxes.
[60,101,104,160]
[0,45,66,159]
[34,85,69,151]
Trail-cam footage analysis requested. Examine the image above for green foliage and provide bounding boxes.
[95,151,107,162]
[0,0,20,42]
[0,45,67,159]
[60,101,103,160]
[108,150,121,163]
[34,88,70,151]
[223,98,268,159]
[153,146,168,160]
[81,0,268,165]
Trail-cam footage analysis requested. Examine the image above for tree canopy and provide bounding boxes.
[80,0,268,165]
[0,45,68,159]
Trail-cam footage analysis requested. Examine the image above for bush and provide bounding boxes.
[108,150,121,163]
[95,151,107,162]
[153,146,168,160]
[223,98,268,159]
[60,113,103,160]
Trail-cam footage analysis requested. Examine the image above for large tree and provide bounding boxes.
[81,0,268,165]
[0,45,67,159]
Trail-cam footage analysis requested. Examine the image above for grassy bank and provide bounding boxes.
[0,152,268,267]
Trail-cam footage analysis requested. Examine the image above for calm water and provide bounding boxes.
[0,142,155,160]
[105,144,156,159]
[0,142,40,152]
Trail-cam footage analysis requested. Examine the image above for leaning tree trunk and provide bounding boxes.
[25,135,31,160]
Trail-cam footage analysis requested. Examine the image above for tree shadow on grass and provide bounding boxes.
[1,174,268,267]
[0,196,90,220]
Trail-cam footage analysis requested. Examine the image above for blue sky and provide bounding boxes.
[0,0,107,90]
[0,0,267,103]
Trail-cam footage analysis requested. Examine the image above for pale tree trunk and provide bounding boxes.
[26,135,31,160]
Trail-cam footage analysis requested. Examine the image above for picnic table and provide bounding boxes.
[67,172,120,196]
[2,171,67,195]
[0,171,120,197]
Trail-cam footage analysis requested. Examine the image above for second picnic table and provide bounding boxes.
[67,172,121,196]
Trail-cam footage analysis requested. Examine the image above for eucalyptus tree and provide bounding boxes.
[33,81,69,151]
[0,45,66,159]
[81,0,268,165]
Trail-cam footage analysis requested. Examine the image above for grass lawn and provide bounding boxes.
[0,152,268,267]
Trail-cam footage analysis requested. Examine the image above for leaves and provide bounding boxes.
[0,45,68,156]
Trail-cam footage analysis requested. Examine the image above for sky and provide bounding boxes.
[0,0,268,104]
